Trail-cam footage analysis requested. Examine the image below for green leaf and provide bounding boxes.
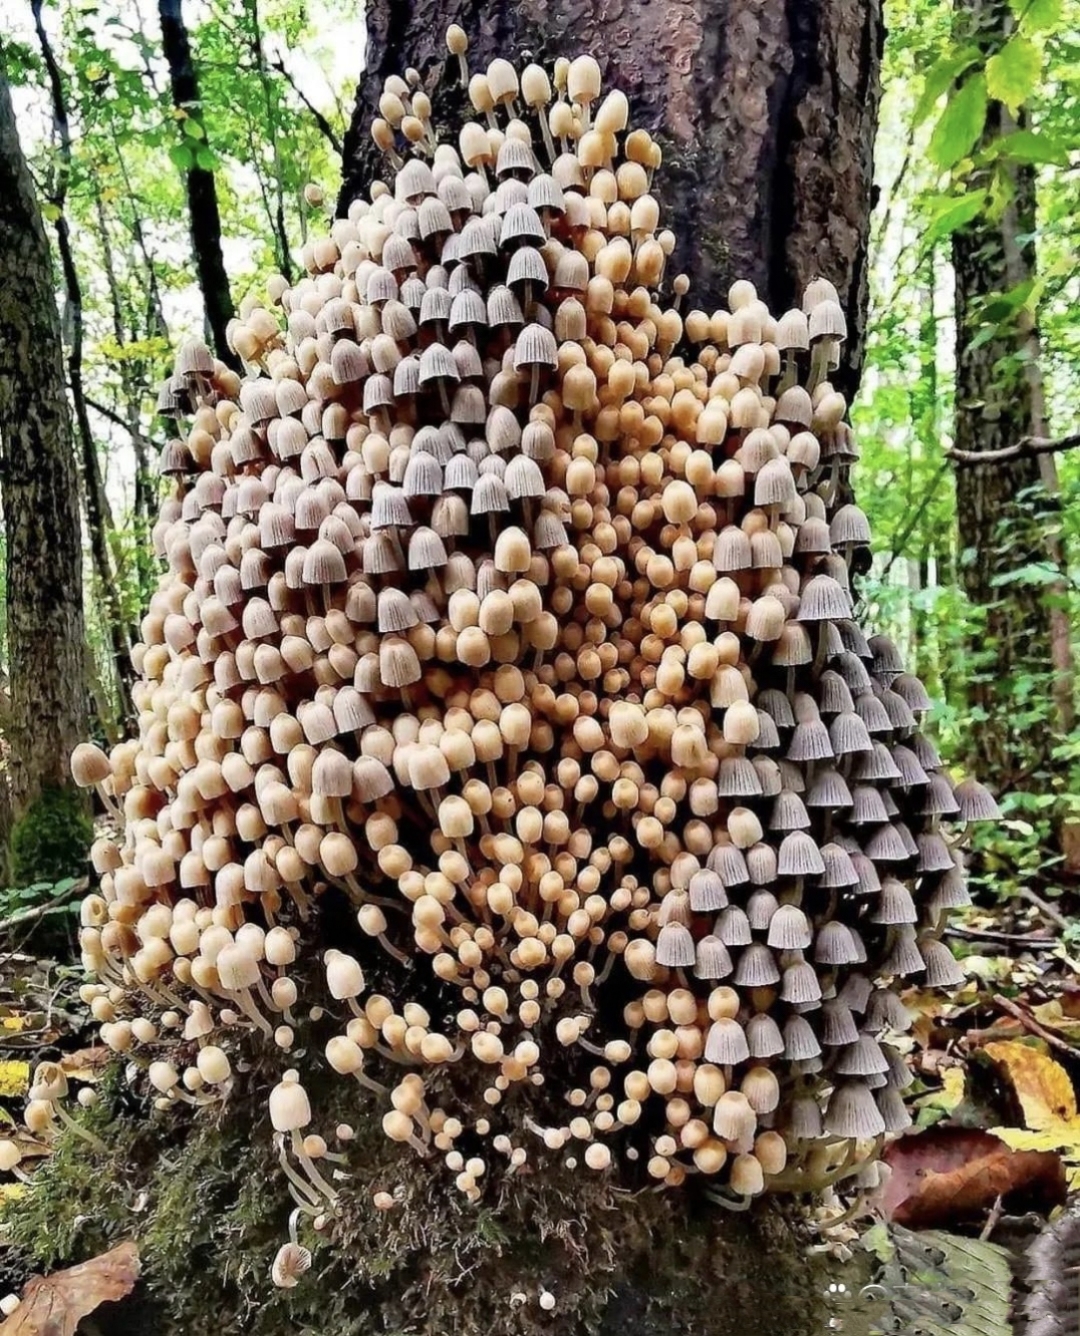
[195,146,219,172]
[168,142,194,170]
[40,202,61,223]
[928,74,988,169]
[922,190,988,243]
[987,36,1041,113]
[996,128,1069,166]
[914,44,982,125]
[1013,0,1063,33]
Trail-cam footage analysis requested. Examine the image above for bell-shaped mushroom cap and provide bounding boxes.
[745,1012,784,1059]
[798,574,853,622]
[774,1016,818,1067]
[733,942,780,987]
[953,777,1001,821]
[693,934,733,980]
[876,1085,912,1133]
[781,959,822,1006]
[814,920,860,966]
[704,1017,750,1065]
[920,937,965,988]
[767,904,812,951]
[824,1081,884,1138]
[688,869,727,913]
[655,921,695,968]
[835,1033,889,1077]
[777,830,825,877]
[714,904,751,948]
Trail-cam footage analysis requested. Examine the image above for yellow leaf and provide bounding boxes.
[0,1016,26,1032]
[0,1060,29,1098]
[0,1182,26,1205]
[985,1040,1077,1130]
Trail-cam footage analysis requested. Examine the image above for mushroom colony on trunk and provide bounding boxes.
[57,28,998,1238]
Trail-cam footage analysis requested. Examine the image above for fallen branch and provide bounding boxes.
[1018,886,1070,932]
[991,992,1080,1058]
[945,923,1055,946]
[0,877,87,934]
[947,432,1080,467]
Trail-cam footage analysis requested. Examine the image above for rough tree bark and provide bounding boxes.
[31,0,135,712]
[158,0,241,371]
[340,0,884,396]
[0,62,87,820]
[332,4,884,1330]
[951,0,1074,786]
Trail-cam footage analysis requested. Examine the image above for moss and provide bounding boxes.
[2,1059,868,1336]
[9,783,93,884]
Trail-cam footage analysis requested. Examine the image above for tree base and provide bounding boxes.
[2,1068,868,1336]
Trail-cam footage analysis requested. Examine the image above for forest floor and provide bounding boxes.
[3,887,1080,1332]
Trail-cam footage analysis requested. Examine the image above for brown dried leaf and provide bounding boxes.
[58,1046,110,1084]
[0,1242,140,1336]
[881,1127,1066,1229]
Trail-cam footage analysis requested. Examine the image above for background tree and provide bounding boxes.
[0,55,89,878]
[158,0,239,370]
[950,0,1074,784]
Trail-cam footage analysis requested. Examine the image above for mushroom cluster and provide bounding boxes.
[63,27,997,1229]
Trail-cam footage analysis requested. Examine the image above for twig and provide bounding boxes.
[0,878,87,934]
[880,459,951,579]
[947,433,1080,467]
[991,993,1080,1058]
[269,55,343,154]
[979,1194,1004,1242]
[945,924,1055,946]
[1018,886,1070,931]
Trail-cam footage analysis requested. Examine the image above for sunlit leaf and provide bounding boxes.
[995,129,1069,166]
[922,189,987,243]
[928,74,987,169]
[1012,0,1063,33]
[986,36,1041,113]
[914,44,983,124]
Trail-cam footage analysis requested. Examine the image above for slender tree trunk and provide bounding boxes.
[951,0,1073,787]
[0,61,87,818]
[340,0,884,396]
[157,0,241,371]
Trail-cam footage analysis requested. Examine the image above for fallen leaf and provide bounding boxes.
[0,1061,29,1098]
[1031,998,1080,1039]
[59,1047,110,1084]
[881,1127,1066,1228]
[0,1242,139,1336]
[992,1124,1080,1190]
[913,1066,967,1127]
[984,1039,1077,1128]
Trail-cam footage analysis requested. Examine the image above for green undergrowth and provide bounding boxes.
[2,1062,859,1336]
[9,783,93,886]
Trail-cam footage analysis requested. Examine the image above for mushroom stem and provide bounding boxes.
[277,1137,323,1209]
[50,1102,107,1154]
[228,985,274,1038]
[704,1187,752,1212]
[291,1130,339,1206]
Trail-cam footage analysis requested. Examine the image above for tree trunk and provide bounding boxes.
[30,0,135,715]
[951,0,1073,786]
[339,0,883,396]
[0,63,87,820]
[331,3,883,1327]
[158,0,241,371]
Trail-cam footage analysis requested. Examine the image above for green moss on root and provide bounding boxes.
[1,1060,865,1336]
[9,783,93,885]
